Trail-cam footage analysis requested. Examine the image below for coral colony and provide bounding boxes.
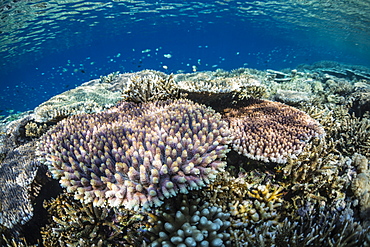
[1,65,370,246]
[38,99,231,210]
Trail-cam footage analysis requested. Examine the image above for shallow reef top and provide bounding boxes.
[0,64,370,246]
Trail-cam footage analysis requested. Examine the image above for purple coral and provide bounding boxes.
[37,99,231,210]
[223,98,325,164]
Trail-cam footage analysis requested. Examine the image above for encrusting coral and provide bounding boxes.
[37,99,231,210]
[223,98,325,164]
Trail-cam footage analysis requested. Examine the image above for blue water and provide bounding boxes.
[1,0,370,116]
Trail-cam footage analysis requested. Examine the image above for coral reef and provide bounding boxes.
[0,142,39,228]
[41,193,150,247]
[174,70,266,109]
[297,60,370,81]
[99,71,120,83]
[223,98,325,164]
[37,99,231,210]
[351,153,370,221]
[197,172,285,246]
[328,109,370,157]
[1,65,369,246]
[234,200,370,247]
[34,84,121,122]
[148,195,231,247]
[175,71,263,95]
[24,122,49,138]
[121,70,181,103]
[274,89,312,105]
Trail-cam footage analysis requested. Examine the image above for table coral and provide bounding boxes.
[0,142,39,228]
[34,84,121,123]
[223,98,325,164]
[37,99,231,210]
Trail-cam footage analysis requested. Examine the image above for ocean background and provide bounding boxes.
[1,0,370,117]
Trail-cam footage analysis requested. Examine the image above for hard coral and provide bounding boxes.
[37,99,231,210]
[224,98,325,164]
[0,142,39,229]
[34,84,121,123]
[148,196,231,247]
[120,70,181,103]
[42,193,150,247]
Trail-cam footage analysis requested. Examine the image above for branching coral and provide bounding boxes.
[281,137,352,205]
[274,201,369,247]
[121,70,181,103]
[351,153,370,221]
[331,113,370,157]
[148,196,231,247]
[195,172,285,246]
[223,98,325,164]
[37,99,231,210]
[41,193,150,247]
[24,122,49,138]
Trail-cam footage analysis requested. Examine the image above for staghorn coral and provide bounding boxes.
[34,84,121,123]
[232,200,369,247]
[223,98,325,164]
[41,193,150,247]
[281,137,353,206]
[195,171,284,246]
[121,70,181,103]
[330,112,370,157]
[148,195,231,247]
[275,201,369,247]
[0,142,39,229]
[228,182,285,246]
[37,99,231,210]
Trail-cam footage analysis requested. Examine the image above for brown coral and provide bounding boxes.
[121,70,181,103]
[41,193,150,247]
[223,98,325,164]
